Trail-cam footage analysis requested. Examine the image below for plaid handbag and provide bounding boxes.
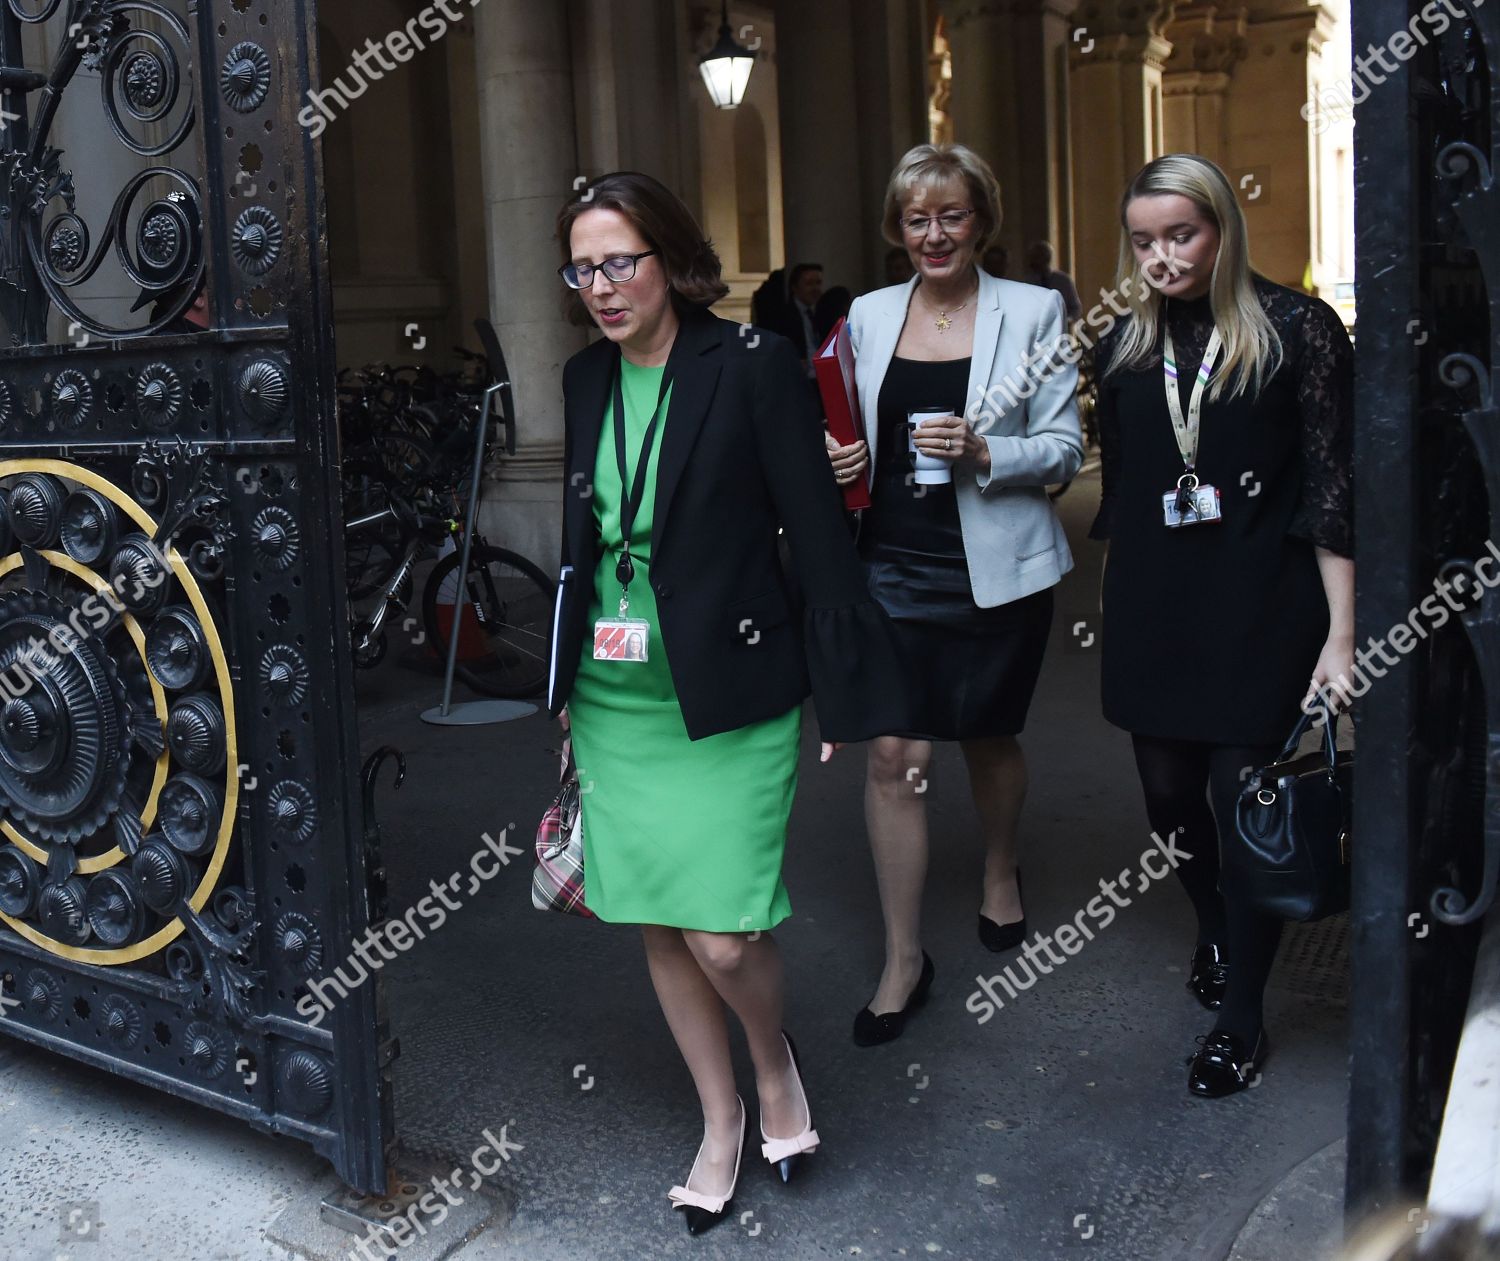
[531,737,594,917]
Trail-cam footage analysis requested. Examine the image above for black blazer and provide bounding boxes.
[547,307,906,742]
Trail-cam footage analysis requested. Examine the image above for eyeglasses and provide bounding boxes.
[558,250,659,289]
[900,209,976,237]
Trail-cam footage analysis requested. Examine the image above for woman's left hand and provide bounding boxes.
[1305,636,1356,712]
[913,413,991,474]
[820,741,843,763]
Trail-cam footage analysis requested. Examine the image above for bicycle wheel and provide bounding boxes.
[421,544,555,699]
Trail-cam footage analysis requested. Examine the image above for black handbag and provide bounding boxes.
[1232,704,1352,922]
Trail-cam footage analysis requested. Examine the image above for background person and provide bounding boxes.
[1025,240,1083,322]
[1089,153,1354,1097]
[826,143,1084,1045]
[884,246,916,286]
[550,172,905,1232]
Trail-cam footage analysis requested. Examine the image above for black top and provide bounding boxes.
[861,356,1012,630]
[550,309,910,743]
[864,355,970,556]
[1088,276,1354,744]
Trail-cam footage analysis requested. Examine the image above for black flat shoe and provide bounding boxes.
[1187,943,1228,1010]
[852,951,934,1047]
[1187,1029,1268,1098]
[978,870,1026,952]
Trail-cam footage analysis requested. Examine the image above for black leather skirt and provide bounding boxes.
[860,543,1053,740]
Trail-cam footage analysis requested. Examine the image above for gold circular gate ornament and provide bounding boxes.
[0,459,238,966]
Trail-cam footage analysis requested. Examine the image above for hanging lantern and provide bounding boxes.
[699,0,757,110]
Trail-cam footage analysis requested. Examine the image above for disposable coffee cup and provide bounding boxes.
[908,407,954,485]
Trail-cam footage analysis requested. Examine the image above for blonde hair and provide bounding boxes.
[1106,154,1282,403]
[881,143,1002,254]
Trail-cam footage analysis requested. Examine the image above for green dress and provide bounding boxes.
[568,359,801,931]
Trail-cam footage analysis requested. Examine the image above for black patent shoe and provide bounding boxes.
[1187,1029,1268,1098]
[1187,943,1228,1010]
[852,951,935,1047]
[978,870,1026,953]
[668,1097,746,1235]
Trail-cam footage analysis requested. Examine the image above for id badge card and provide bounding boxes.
[593,617,651,662]
[1161,483,1223,528]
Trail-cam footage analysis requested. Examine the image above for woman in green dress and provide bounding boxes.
[550,172,906,1235]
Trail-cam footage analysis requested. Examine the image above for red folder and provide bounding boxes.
[814,317,871,510]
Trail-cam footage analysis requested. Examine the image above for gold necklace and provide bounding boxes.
[919,284,977,332]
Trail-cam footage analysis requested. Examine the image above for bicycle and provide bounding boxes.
[342,320,555,699]
[344,483,554,698]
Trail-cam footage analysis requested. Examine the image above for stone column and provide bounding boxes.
[940,0,1081,281]
[1067,0,1174,304]
[1162,3,1248,164]
[472,0,588,567]
[773,0,865,290]
[1221,3,1334,288]
[851,0,934,285]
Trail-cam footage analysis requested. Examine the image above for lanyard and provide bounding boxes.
[610,357,674,601]
[1162,324,1223,473]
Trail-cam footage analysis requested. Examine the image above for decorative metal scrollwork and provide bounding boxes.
[0,459,238,969]
[0,0,203,338]
[99,4,194,154]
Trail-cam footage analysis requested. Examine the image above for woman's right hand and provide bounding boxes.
[825,430,870,487]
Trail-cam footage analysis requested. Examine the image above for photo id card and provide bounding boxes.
[593,617,651,663]
[1161,483,1223,528]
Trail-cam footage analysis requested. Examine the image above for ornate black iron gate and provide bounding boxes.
[0,0,392,1194]
[1348,0,1497,1221]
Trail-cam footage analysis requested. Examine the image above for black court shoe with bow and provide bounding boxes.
[852,951,935,1047]
[1187,1029,1268,1098]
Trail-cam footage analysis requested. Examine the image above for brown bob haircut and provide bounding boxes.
[555,171,729,326]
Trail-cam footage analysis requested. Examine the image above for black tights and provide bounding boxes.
[1131,734,1283,1040]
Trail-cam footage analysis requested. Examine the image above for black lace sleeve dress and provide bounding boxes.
[1087,276,1354,745]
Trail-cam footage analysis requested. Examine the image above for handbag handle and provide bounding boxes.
[1275,693,1339,771]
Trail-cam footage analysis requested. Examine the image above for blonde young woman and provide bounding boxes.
[826,144,1084,1044]
[1089,154,1354,1095]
